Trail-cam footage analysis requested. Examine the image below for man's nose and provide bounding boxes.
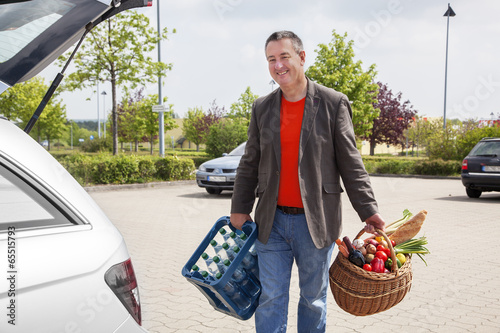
[274,61,284,70]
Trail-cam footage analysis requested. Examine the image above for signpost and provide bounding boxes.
[152,105,166,113]
[152,104,165,157]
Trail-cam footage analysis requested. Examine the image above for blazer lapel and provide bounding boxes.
[270,89,282,170]
[299,79,321,163]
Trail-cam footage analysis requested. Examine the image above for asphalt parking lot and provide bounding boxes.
[88,176,500,333]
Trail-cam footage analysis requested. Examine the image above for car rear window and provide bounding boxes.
[0,0,75,63]
[0,163,77,232]
[469,141,500,157]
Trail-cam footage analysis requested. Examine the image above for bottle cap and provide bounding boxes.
[222,243,229,250]
[232,246,240,253]
[219,227,227,235]
[192,265,199,271]
[215,272,222,279]
[213,256,220,263]
[230,232,237,238]
[210,239,217,246]
[240,233,248,241]
[223,259,231,266]
[201,252,208,260]
[201,271,209,278]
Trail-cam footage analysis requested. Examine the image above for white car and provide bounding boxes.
[196,142,246,194]
[0,1,150,332]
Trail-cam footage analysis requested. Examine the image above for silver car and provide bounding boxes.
[196,142,246,194]
[0,1,150,332]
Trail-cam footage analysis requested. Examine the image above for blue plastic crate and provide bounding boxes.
[181,216,260,320]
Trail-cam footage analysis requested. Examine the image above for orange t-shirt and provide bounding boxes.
[277,96,306,208]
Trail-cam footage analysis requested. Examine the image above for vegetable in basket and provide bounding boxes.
[394,236,430,265]
[343,236,365,268]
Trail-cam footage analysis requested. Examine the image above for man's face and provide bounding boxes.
[265,38,305,90]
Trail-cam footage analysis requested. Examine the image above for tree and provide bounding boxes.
[182,100,225,151]
[407,116,433,157]
[183,107,205,151]
[117,91,146,152]
[118,89,176,154]
[0,77,66,149]
[205,118,248,158]
[425,118,500,161]
[364,82,417,155]
[305,30,379,137]
[229,86,259,123]
[139,93,176,155]
[58,11,175,155]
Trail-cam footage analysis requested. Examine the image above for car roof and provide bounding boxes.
[0,0,150,95]
[480,137,500,142]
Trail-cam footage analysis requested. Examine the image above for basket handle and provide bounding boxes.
[354,228,399,276]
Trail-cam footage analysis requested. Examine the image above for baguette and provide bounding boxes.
[389,210,427,244]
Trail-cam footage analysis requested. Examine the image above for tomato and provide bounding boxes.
[375,251,388,262]
[390,239,396,247]
[363,264,372,271]
[377,245,390,257]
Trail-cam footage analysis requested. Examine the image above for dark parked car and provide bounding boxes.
[461,137,500,198]
[196,142,246,194]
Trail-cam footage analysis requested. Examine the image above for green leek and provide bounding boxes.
[394,236,430,265]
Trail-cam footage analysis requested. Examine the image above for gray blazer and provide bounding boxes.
[231,78,378,249]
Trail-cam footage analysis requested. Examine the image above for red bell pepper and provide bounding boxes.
[371,257,385,273]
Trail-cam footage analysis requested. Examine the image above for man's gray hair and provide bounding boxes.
[265,31,304,55]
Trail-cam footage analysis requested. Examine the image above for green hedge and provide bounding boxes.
[361,156,461,176]
[55,152,460,187]
[58,153,195,186]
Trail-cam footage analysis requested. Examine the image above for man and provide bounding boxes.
[230,31,385,333]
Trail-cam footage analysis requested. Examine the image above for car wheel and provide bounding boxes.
[466,188,482,198]
[206,188,222,195]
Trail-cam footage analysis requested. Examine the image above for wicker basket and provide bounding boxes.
[329,228,412,316]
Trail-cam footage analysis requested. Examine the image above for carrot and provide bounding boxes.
[336,239,349,258]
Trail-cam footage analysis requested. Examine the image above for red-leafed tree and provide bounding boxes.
[183,99,225,151]
[365,82,417,155]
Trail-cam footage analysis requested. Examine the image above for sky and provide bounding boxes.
[40,0,500,122]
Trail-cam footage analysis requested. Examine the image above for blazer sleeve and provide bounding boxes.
[333,96,379,221]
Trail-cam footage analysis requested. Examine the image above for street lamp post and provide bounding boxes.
[97,81,101,138]
[269,79,276,92]
[101,90,107,138]
[443,3,456,129]
[157,0,165,157]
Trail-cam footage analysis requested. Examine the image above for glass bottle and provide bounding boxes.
[231,266,260,297]
[215,272,251,310]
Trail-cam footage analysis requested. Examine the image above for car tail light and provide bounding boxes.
[105,259,142,325]
[462,159,468,170]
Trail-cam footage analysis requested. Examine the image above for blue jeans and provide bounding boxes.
[254,208,334,333]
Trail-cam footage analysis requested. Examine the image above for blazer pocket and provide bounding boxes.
[323,183,344,194]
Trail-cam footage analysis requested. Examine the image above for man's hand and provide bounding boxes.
[364,213,385,234]
[230,213,253,230]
